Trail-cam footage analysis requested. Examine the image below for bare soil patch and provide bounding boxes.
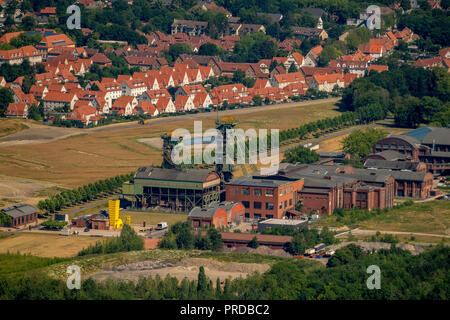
[90,257,270,283]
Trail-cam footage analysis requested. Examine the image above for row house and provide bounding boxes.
[156,97,176,113]
[124,56,168,71]
[174,95,195,112]
[211,84,249,99]
[111,96,138,116]
[174,84,207,100]
[12,88,37,106]
[413,56,445,70]
[42,92,78,111]
[67,102,102,126]
[0,46,43,65]
[171,19,208,36]
[141,89,172,105]
[368,64,389,74]
[329,50,370,76]
[304,45,323,67]
[29,85,49,99]
[134,101,159,117]
[270,72,306,89]
[193,93,213,109]
[5,102,29,118]
[309,73,345,92]
[121,80,148,97]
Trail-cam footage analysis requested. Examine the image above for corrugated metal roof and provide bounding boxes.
[1,204,37,219]
[135,167,219,183]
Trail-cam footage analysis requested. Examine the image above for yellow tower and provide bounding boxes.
[108,200,123,229]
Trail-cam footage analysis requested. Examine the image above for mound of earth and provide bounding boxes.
[90,257,270,283]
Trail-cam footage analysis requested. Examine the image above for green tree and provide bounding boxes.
[282,146,320,164]
[249,236,259,249]
[342,128,386,160]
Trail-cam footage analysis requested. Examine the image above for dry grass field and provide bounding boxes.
[0,119,30,138]
[0,232,101,258]
[0,100,340,191]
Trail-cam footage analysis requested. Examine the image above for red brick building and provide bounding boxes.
[225,175,304,220]
[220,232,292,250]
[1,204,38,228]
[373,127,450,176]
[189,201,245,229]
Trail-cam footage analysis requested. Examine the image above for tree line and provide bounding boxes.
[78,224,144,256]
[159,220,223,252]
[1,244,448,300]
[343,64,450,128]
[37,173,134,213]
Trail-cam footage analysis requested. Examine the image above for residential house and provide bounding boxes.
[156,97,176,113]
[134,101,159,116]
[111,95,138,116]
[175,84,207,100]
[42,92,78,111]
[5,102,29,118]
[68,103,101,126]
[171,19,208,36]
[174,95,195,111]
[270,72,306,89]
[291,27,328,40]
[0,46,43,65]
[304,46,323,67]
[121,80,148,97]
[91,53,112,67]
[141,89,172,104]
[309,73,345,92]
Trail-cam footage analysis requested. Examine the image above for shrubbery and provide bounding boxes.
[77,224,144,256]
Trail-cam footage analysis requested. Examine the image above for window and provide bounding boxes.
[254,189,262,196]
[242,201,250,208]
[284,200,288,208]
[265,202,274,210]
[290,186,293,193]
[265,189,274,197]
[289,199,292,206]
[266,215,273,219]
[245,213,250,219]
[284,188,287,194]
[242,188,250,196]
[254,214,261,219]
[234,188,238,195]
[279,202,283,209]
[254,201,262,209]
[279,189,283,196]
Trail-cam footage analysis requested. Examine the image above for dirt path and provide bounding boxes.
[337,228,450,239]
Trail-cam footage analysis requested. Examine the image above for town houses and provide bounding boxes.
[1,14,445,129]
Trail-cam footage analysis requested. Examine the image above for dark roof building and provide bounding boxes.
[373,126,450,175]
[122,167,221,212]
[1,204,38,228]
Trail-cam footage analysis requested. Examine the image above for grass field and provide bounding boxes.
[0,232,102,258]
[0,100,340,190]
[358,201,450,235]
[0,119,30,138]
[314,201,450,235]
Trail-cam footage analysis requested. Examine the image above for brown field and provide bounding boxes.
[0,119,30,138]
[0,100,340,191]
[317,122,412,152]
[0,232,101,258]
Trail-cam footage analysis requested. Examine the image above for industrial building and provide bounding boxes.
[0,204,38,228]
[372,126,450,175]
[258,218,308,232]
[122,167,221,212]
[189,201,245,229]
[220,232,292,250]
[225,174,305,220]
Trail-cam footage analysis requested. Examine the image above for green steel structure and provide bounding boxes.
[122,167,221,212]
